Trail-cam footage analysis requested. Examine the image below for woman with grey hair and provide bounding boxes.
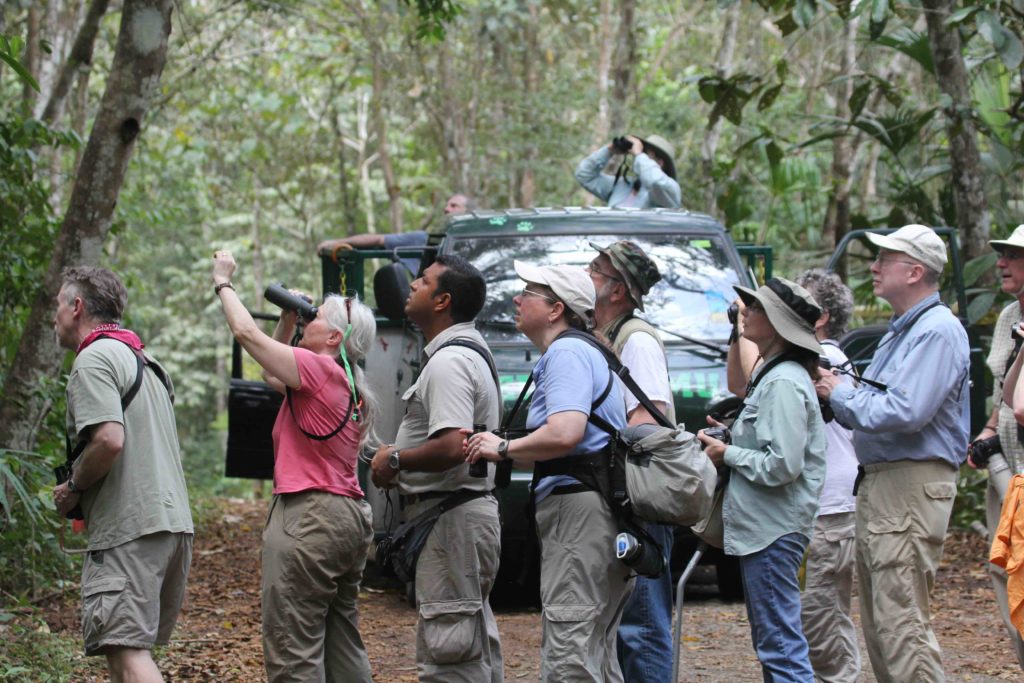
[795,268,861,683]
[213,251,377,683]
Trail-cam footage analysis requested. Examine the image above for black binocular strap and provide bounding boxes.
[287,389,356,442]
[425,338,503,422]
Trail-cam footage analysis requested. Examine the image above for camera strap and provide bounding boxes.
[286,387,356,442]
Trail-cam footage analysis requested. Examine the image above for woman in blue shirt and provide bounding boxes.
[699,277,827,682]
[467,261,631,683]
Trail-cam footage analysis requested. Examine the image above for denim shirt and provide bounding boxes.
[830,293,970,468]
[722,357,826,557]
[574,146,682,209]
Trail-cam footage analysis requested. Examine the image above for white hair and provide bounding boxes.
[321,294,378,448]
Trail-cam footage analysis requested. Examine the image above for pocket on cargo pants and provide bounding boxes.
[419,599,483,665]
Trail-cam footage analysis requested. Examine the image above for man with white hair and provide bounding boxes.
[972,224,1024,670]
[816,224,970,682]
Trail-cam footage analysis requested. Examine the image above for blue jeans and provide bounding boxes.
[616,523,674,683]
[738,532,814,683]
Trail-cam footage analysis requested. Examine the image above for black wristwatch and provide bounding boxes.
[497,440,510,460]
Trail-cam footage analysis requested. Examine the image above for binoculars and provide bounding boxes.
[264,283,318,322]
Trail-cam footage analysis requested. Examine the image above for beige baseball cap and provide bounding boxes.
[514,260,595,323]
[990,225,1024,252]
[866,224,947,273]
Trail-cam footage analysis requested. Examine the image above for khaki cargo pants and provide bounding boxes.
[856,459,957,683]
[262,491,374,683]
[801,511,860,682]
[411,494,503,683]
[985,454,1024,670]
[536,489,633,683]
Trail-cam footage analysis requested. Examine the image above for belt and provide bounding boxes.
[401,488,489,507]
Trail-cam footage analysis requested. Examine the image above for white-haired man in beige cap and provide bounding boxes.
[816,224,971,682]
[972,224,1024,670]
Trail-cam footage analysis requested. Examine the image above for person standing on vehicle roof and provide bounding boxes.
[968,224,1024,670]
[587,240,675,683]
[815,224,970,683]
[52,266,194,683]
[575,135,682,209]
[369,254,503,683]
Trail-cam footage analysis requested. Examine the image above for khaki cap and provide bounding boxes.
[514,260,595,324]
[866,224,947,273]
[990,225,1024,252]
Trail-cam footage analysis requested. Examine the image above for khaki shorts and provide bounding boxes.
[81,531,193,656]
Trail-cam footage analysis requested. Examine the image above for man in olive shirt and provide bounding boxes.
[370,254,503,683]
[52,266,193,683]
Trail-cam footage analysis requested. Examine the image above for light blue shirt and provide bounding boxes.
[722,357,826,556]
[528,336,626,502]
[574,146,682,209]
[830,293,970,468]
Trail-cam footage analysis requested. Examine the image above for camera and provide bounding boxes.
[968,434,1002,468]
[702,425,731,449]
[264,283,318,322]
[615,531,664,578]
[727,302,739,327]
[611,136,634,154]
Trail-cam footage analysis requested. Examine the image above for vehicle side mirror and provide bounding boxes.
[374,262,411,321]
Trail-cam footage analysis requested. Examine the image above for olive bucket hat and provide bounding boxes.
[589,240,662,312]
[733,277,823,355]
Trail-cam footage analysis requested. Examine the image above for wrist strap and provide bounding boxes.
[215,282,235,295]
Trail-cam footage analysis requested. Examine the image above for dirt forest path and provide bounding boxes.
[40,499,1022,681]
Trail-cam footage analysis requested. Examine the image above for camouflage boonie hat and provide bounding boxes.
[589,240,662,312]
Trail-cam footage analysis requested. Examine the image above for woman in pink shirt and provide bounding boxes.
[213,251,377,683]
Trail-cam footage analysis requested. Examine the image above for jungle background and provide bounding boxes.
[1,0,1023,678]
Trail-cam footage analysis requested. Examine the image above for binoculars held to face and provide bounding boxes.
[264,283,318,322]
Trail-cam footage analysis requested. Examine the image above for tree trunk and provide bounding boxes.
[41,0,110,125]
[518,4,539,207]
[371,49,401,232]
[921,0,990,261]
[701,3,739,215]
[22,3,41,115]
[593,0,613,146]
[608,0,636,135]
[0,0,174,453]
[822,15,858,256]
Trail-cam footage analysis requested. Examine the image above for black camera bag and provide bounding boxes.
[376,489,489,583]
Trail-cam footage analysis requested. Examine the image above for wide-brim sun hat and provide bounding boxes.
[639,134,677,180]
[990,224,1024,252]
[866,224,947,273]
[733,277,823,355]
[514,260,595,323]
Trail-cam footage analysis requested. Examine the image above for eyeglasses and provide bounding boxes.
[998,248,1024,261]
[519,288,558,304]
[587,260,623,282]
[873,254,919,268]
[746,301,765,313]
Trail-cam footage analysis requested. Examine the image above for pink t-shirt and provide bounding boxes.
[271,347,364,498]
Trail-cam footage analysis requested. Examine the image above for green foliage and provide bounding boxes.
[0,616,105,682]
[0,34,39,92]
[951,465,987,529]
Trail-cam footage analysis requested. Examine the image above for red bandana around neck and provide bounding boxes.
[76,323,144,355]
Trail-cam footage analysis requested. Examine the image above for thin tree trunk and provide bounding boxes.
[22,3,41,115]
[0,0,174,453]
[370,47,401,232]
[518,4,539,207]
[41,0,110,125]
[921,0,990,261]
[608,0,636,135]
[822,15,858,256]
[702,3,739,215]
[594,0,613,145]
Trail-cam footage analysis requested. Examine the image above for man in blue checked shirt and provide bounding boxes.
[816,224,970,683]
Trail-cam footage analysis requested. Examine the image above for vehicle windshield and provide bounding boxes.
[449,232,741,343]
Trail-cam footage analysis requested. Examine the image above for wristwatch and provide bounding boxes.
[497,440,510,460]
[67,478,84,493]
[388,449,401,471]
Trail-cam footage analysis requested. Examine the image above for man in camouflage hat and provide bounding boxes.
[588,240,676,682]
